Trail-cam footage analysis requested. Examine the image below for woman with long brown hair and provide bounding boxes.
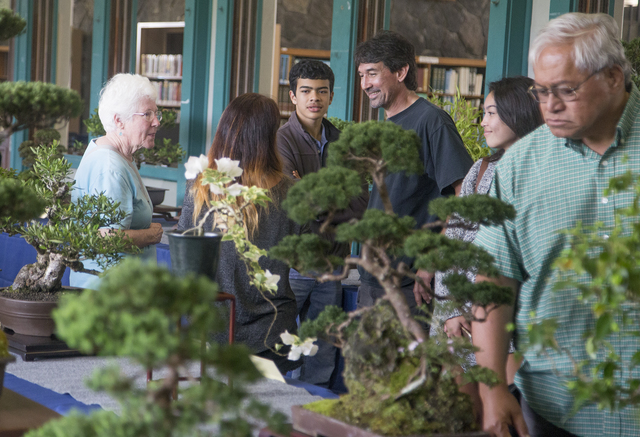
[178,93,303,373]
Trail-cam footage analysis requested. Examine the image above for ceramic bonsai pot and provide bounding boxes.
[166,231,223,281]
[291,405,490,437]
[0,296,58,337]
[0,354,16,397]
[146,186,169,206]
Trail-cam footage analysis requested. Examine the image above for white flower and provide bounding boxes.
[280,330,296,345]
[227,183,243,197]
[287,337,318,361]
[209,183,225,195]
[215,157,243,178]
[264,270,280,288]
[288,347,303,361]
[300,338,319,356]
[408,341,420,352]
[184,154,209,179]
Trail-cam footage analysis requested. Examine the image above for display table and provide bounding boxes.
[0,388,60,436]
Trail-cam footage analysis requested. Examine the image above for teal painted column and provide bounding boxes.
[9,1,33,170]
[51,0,59,84]
[129,0,139,73]
[549,0,578,19]
[178,0,213,205]
[210,0,233,132]
[253,0,263,92]
[485,0,533,94]
[90,0,111,117]
[328,0,359,121]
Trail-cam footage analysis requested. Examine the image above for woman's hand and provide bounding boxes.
[147,222,164,245]
[444,315,472,338]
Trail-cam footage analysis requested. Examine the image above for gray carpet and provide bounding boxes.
[7,353,323,423]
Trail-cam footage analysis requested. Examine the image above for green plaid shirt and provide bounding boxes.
[475,84,640,436]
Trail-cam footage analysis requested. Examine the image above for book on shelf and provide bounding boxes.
[141,54,183,78]
[150,80,182,106]
[279,54,330,86]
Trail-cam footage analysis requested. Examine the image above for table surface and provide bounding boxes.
[0,388,60,437]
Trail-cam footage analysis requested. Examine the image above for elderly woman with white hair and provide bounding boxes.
[70,73,163,289]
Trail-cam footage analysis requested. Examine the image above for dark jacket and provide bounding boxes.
[277,112,369,258]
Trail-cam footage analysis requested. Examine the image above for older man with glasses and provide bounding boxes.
[471,13,640,437]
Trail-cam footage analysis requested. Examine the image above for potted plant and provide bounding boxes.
[23,258,288,437]
[267,120,515,436]
[0,144,134,337]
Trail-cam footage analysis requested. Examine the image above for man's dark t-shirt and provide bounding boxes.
[359,97,473,287]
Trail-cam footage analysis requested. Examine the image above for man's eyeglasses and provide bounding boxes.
[528,69,602,103]
[132,110,163,122]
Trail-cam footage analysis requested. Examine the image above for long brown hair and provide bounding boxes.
[192,93,283,238]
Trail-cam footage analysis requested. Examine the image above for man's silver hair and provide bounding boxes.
[529,13,631,87]
[98,73,158,133]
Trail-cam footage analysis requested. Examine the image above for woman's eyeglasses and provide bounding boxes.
[132,110,163,122]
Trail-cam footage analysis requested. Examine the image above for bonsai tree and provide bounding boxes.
[268,120,515,435]
[0,9,82,146]
[25,258,287,437]
[82,107,186,168]
[0,144,134,294]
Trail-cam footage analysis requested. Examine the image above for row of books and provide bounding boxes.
[279,54,331,85]
[427,66,484,96]
[150,80,182,107]
[140,54,183,78]
[277,82,294,117]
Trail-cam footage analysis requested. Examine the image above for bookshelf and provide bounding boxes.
[135,22,184,110]
[415,56,486,108]
[277,47,331,120]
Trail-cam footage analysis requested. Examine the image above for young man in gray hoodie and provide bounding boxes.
[277,60,368,388]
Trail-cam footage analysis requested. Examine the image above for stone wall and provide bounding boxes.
[276,0,489,59]
[277,0,333,50]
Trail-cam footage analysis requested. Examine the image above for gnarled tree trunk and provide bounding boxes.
[12,252,67,293]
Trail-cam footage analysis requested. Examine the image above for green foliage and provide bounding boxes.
[134,137,186,168]
[19,129,64,167]
[327,116,354,132]
[29,258,286,437]
[0,8,26,41]
[335,209,415,250]
[269,234,342,275]
[429,194,516,227]
[298,305,349,341]
[0,178,45,222]
[83,108,106,137]
[522,169,640,412]
[0,81,83,142]
[430,90,489,161]
[282,166,364,224]
[623,38,640,89]
[0,144,134,293]
[327,121,423,175]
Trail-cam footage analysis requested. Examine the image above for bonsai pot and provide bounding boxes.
[146,186,169,206]
[0,295,58,337]
[0,354,16,397]
[291,405,490,437]
[166,231,222,281]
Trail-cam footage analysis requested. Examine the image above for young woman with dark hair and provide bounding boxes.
[432,76,544,422]
[178,93,303,373]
